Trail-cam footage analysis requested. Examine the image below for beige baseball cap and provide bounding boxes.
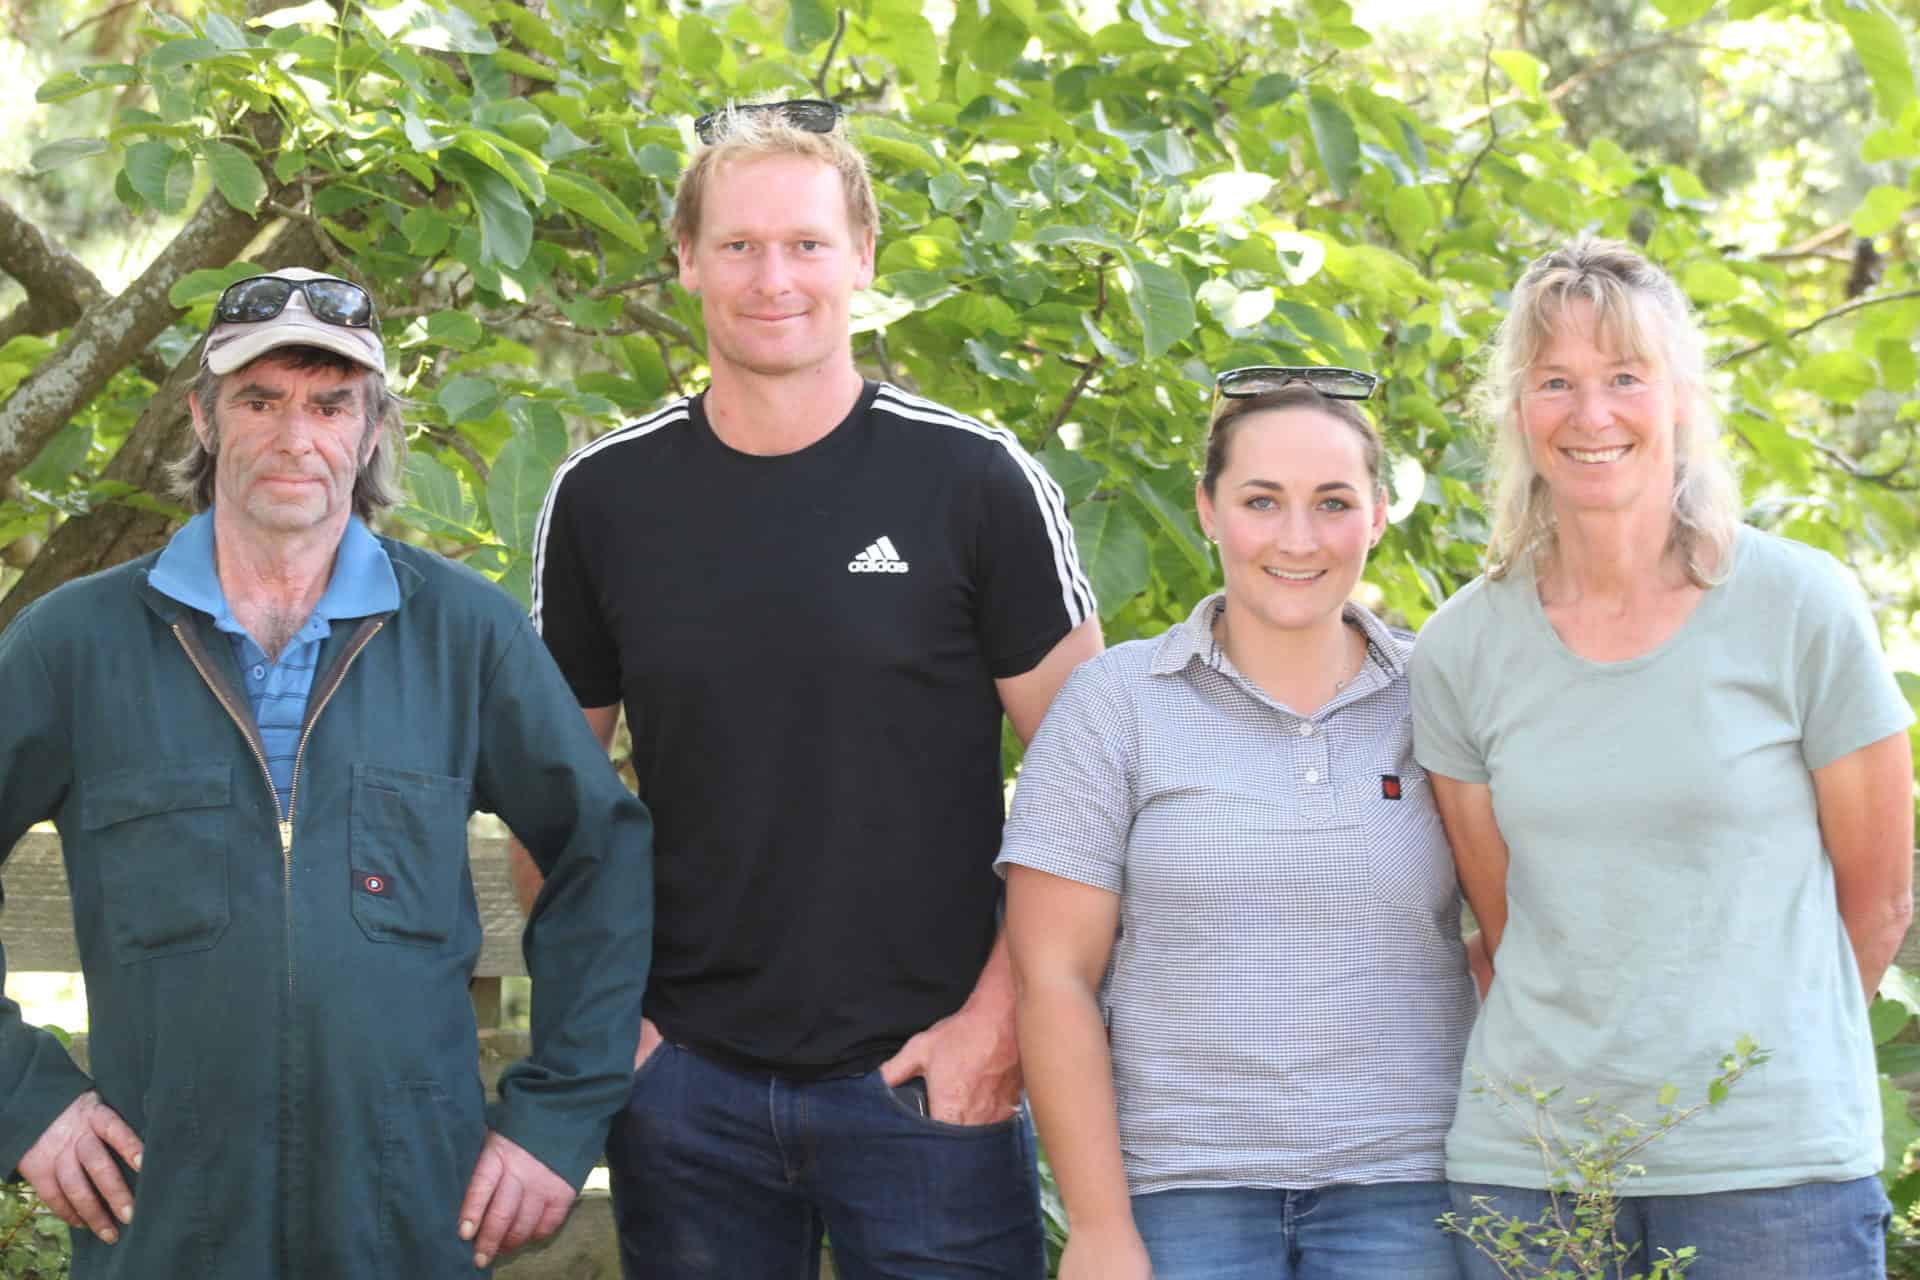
[201,267,386,375]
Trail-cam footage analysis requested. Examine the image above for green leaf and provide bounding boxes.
[1123,260,1196,361]
[444,152,533,269]
[1384,184,1436,248]
[1655,1083,1679,1108]
[168,263,265,307]
[785,0,837,51]
[1038,444,1103,506]
[426,311,484,351]
[1827,0,1915,123]
[146,37,220,71]
[1649,0,1715,24]
[31,137,109,172]
[1883,1075,1920,1184]
[1307,90,1361,199]
[203,141,267,215]
[545,170,652,254]
[486,435,553,552]
[1852,185,1912,237]
[1129,476,1211,578]
[1680,260,1743,304]
[1871,995,1914,1045]
[397,453,480,540]
[1246,73,1296,108]
[437,375,501,423]
[1785,350,1879,405]
[1070,498,1150,618]
[124,141,193,214]
[507,400,571,464]
[964,339,1035,385]
[402,207,454,257]
[19,422,92,489]
[1491,50,1545,97]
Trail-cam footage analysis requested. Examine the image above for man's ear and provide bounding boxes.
[677,237,699,293]
[855,225,876,292]
[188,391,214,450]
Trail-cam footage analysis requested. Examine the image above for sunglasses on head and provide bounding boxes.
[214,275,377,330]
[694,98,845,145]
[1213,365,1379,403]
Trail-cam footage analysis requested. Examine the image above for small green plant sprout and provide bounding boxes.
[1439,1038,1770,1280]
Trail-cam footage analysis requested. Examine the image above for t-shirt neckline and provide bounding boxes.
[1518,526,1746,675]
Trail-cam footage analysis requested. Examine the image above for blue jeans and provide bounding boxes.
[1130,1182,1460,1279]
[605,1041,1046,1279]
[1448,1177,1890,1280]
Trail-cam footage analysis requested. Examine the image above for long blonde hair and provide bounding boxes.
[1477,238,1740,585]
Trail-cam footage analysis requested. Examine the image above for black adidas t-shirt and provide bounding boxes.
[531,382,1094,1076]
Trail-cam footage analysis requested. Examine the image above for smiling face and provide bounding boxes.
[677,153,875,382]
[1518,297,1682,524]
[191,352,374,541]
[1196,406,1387,640]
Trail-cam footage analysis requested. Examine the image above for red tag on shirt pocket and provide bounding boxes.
[1380,775,1402,800]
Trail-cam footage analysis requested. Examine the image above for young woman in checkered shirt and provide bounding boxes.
[1001,379,1480,1280]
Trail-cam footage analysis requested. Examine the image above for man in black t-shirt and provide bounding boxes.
[514,103,1101,1278]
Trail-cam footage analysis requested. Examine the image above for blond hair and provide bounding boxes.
[1477,238,1740,585]
[672,107,878,248]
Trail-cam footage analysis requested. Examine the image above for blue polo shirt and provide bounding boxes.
[149,511,399,817]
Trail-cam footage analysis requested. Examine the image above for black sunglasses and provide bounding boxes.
[215,275,377,329]
[1214,365,1379,402]
[694,98,845,145]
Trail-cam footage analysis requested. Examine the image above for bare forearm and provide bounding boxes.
[1016,975,1133,1234]
[1840,887,1914,1000]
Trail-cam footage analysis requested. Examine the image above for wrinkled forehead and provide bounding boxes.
[223,350,372,398]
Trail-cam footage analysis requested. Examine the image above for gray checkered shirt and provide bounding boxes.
[999,593,1476,1195]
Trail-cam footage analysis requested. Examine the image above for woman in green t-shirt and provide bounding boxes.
[1410,238,1912,1280]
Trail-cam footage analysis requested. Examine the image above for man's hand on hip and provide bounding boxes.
[18,1090,142,1244]
[458,1131,576,1270]
[878,999,1022,1126]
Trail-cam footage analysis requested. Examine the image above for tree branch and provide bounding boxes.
[812,10,849,98]
[1452,37,1501,223]
[0,222,326,628]
[0,196,110,324]
[0,191,266,491]
[1713,287,1920,369]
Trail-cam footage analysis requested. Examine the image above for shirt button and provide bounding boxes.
[251,664,266,680]
[1305,768,1320,784]
[1297,722,1315,737]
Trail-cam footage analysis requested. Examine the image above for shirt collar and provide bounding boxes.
[149,510,400,640]
[1148,591,1410,680]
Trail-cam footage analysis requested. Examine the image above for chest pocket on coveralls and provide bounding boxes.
[349,764,472,947]
[80,762,233,964]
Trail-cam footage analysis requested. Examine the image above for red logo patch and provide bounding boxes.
[1381,775,1402,800]
[361,873,387,895]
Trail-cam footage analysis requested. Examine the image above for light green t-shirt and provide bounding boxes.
[1410,527,1914,1194]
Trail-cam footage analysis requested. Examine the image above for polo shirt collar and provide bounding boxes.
[1149,590,1408,679]
[149,510,400,641]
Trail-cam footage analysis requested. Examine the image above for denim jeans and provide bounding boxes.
[605,1041,1046,1279]
[1129,1181,1460,1280]
[1448,1177,1891,1280]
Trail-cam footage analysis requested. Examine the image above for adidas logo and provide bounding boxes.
[849,536,910,574]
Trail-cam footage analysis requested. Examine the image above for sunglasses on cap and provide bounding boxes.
[693,98,845,145]
[214,275,377,330]
[1213,365,1379,403]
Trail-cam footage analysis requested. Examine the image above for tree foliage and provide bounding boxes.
[0,0,1914,646]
